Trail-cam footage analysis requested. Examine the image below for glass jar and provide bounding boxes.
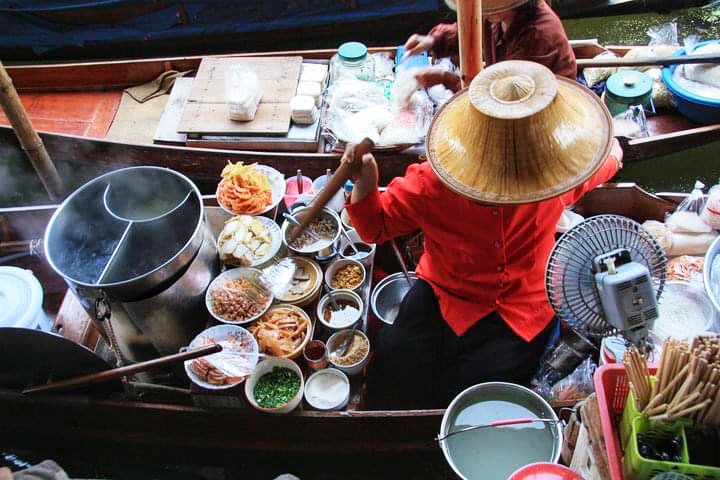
[330,42,375,83]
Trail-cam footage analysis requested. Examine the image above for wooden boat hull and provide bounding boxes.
[0,183,682,459]
[2,46,718,207]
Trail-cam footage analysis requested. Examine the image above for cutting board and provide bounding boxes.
[177,56,302,136]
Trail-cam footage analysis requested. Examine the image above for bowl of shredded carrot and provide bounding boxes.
[216,162,285,216]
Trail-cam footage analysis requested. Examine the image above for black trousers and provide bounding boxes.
[367,279,554,410]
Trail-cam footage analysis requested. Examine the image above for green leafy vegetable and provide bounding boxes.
[253,367,300,408]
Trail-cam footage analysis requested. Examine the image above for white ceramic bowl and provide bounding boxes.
[244,357,304,413]
[217,215,282,268]
[217,164,286,216]
[303,368,350,410]
[324,258,366,293]
[327,329,370,376]
[206,267,273,325]
[184,324,259,390]
[316,288,363,331]
[281,206,341,255]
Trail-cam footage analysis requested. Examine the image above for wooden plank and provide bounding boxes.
[178,102,291,135]
[153,77,192,145]
[177,56,301,136]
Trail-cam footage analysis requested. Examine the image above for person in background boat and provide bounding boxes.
[403,0,576,92]
[344,139,623,409]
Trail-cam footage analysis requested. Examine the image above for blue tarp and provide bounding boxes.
[0,1,441,54]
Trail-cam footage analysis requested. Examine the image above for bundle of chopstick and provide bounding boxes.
[627,336,720,426]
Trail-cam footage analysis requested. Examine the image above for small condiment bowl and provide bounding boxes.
[304,368,350,411]
[273,256,322,307]
[327,329,370,376]
[324,258,366,293]
[316,288,363,331]
[244,357,304,414]
[280,206,341,255]
[184,324,259,390]
[340,208,353,231]
[206,267,274,325]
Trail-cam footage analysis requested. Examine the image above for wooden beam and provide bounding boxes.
[457,0,483,87]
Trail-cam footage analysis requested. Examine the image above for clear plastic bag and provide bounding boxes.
[701,179,720,229]
[612,105,649,139]
[548,357,597,402]
[583,51,618,87]
[666,180,710,234]
[224,65,263,121]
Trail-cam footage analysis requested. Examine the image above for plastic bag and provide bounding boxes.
[225,65,262,121]
[675,38,720,99]
[390,70,419,109]
[701,179,720,229]
[666,181,710,233]
[647,22,678,46]
[426,58,457,106]
[548,358,597,402]
[372,52,395,80]
[583,51,618,87]
[612,105,649,139]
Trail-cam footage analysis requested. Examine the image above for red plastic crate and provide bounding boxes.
[594,363,658,480]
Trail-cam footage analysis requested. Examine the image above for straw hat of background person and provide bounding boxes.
[426,60,613,204]
[444,0,530,15]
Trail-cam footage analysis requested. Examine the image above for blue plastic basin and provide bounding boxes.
[661,39,720,125]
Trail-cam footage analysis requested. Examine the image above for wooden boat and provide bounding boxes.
[2,44,718,208]
[0,0,706,61]
[0,182,683,461]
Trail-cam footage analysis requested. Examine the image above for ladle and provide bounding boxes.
[390,238,413,287]
[331,322,359,358]
[324,283,340,312]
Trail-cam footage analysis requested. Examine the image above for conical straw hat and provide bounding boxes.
[426,60,613,205]
[444,0,529,15]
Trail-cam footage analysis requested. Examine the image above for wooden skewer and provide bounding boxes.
[23,343,222,395]
[668,399,712,421]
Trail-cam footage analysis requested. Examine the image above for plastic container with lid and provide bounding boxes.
[604,70,655,116]
[330,42,375,83]
[0,266,51,331]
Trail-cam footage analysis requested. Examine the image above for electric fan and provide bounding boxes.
[546,215,668,345]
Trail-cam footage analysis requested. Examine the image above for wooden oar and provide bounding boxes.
[22,343,222,395]
[287,137,374,244]
[577,52,720,69]
[0,61,65,201]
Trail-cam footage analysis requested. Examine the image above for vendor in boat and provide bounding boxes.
[343,61,621,410]
[403,0,576,92]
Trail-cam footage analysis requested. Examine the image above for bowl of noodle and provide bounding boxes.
[217,162,285,216]
[248,304,313,359]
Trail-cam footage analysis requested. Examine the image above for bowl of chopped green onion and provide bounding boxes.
[245,357,304,413]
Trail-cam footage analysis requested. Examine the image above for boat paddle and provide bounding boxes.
[22,343,221,395]
[577,52,720,69]
[287,137,375,244]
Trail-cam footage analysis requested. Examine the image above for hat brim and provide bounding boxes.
[426,76,613,205]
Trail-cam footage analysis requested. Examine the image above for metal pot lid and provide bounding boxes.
[44,167,203,289]
[0,327,120,395]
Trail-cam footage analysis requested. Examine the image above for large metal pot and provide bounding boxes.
[439,382,563,480]
[45,167,219,365]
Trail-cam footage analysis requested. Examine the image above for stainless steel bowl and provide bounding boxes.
[371,271,417,325]
[703,235,720,315]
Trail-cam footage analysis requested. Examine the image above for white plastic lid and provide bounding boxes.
[0,266,44,328]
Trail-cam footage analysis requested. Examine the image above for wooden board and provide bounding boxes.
[177,56,302,136]
[153,77,192,145]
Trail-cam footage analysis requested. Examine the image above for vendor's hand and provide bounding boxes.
[341,147,378,203]
[414,68,461,92]
[609,137,624,169]
[404,34,435,58]
[0,468,12,480]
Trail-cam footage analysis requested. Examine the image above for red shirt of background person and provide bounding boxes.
[344,143,622,343]
[405,0,577,92]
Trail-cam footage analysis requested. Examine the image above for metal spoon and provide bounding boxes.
[324,283,340,312]
[339,224,359,254]
[331,323,359,358]
[283,212,322,241]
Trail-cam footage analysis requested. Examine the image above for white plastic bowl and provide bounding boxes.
[184,324,259,390]
[324,258,365,293]
[245,357,304,413]
[316,289,363,331]
[327,329,370,376]
[206,267,273,325]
